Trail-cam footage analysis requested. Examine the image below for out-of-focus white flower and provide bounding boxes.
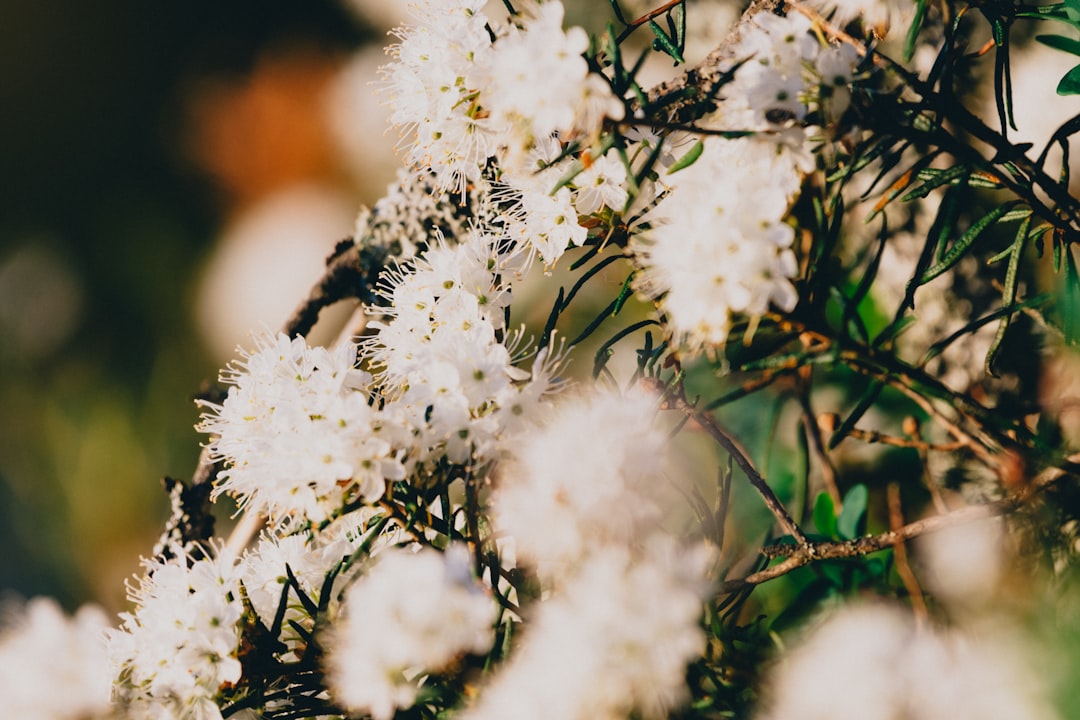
[917,517,1004,608]
[463,538,710,720]
[323,544,497,720]
[0,597,112,720]
[195,183,357,362]
[805,0,912,36]
[494,386,670,572]
[756,603,1059,720]
[109,545,245,720]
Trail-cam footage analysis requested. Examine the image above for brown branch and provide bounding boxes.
[723,500,1010,593]
[282,240,382,339]
[617,0,685,43]
[643,0,784,122]
[837,349,1002,465]
[666,387,808,545]
[888,482,928,624]
[798,370,842,508]
[844,425,966,453]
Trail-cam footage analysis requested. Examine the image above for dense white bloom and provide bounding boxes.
[623,11,863,355]
[240,515,373,632]
[486,2,623,150]
[498,136,590,265]
[198,332,407,528]
[756,603,1058,720]
[917,517,1004,608]
[712,12,861,131]
[0,597,112,720]
[633,136,803,352]
[109,546,244,720]
[716,12,818,129]
[323,544,497,720]
[464,538,710,720]
[380,0,496,194]
[494,386,670,571]
[363,227,561,467]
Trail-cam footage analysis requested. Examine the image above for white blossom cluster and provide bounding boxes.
[473,388,712,719]
[494,388,673,571]
[107,519,379,720]
[324,544,497,720]
[633,11,859,352]
[0,597,112,720]
[197,333,408,527]
[361,226,561,469]
[756,603,1059,720]
[381,0,625,266]
[21,1,1057,719]
[463,538,710,720]
[109,545,246,719]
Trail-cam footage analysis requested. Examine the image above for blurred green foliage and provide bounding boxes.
[0,0,362,610]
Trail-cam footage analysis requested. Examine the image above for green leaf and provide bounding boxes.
[987,216,1031,376]
[829,382,882,449]
[902,165,970,201]
[1067,0,1080,24]
[1058,63,1080,95]
[917,201,1022,285]
[667,139,704,174]
[673,2,686,54]
[837,484,868,540]
[648,19,685,64]
[1037,33,1080,56]
[904,0,929,62]
[814,492,838,538]
[607,0,628,24]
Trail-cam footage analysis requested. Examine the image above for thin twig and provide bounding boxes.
[667,386,808,544]
[798,369,842,508]
[845,426,966,453]
[887,482,928,625]
[724,500,1010,593]
[617,0,684,43]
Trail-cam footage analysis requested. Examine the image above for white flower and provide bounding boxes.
[498,138,591,265]
[487,2,623,149]
[323,544,497,720]
[198,332,407,528]
[109,545,244,720]
[363,228,558,468]
[379,0,496,195]
[632,136,803,353]
[463,538,710,720]
[0,597,112,720]
[494,386,671,571]
[713,12,837,130]
[573,151,629,215]
[756,603,1059,720]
